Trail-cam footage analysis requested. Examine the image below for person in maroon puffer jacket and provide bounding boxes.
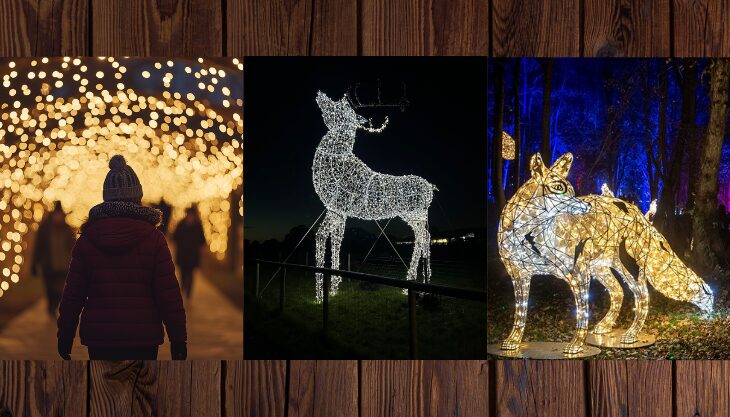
[57,154,188,360]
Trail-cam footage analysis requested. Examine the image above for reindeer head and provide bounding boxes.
[316,91,388,133]
[517,153,591,216]
[316,91,367,131]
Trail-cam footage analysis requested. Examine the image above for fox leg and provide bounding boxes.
[501,271,531,351]
[622,270,650,344]
[565,275,591,354]
[592,266,624,334]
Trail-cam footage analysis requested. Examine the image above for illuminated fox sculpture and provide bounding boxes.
[498,152,713,354]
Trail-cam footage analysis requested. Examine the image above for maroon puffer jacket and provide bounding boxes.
[57,210,187,347]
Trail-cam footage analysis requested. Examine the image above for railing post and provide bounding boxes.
[255,262,260,300]
[408,288,418,359]
[279,267,286,311]
[348,253,351,271]
[323,273,330,337]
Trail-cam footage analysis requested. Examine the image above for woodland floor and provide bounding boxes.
[488,266,730,359]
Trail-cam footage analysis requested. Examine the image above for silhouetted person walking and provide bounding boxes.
[173,206,206,300]
[32,201,75,318]
[57,155,187,360]
[155,198,173,235]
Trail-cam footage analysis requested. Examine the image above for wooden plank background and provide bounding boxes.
[0,360,241,417]
[238,360,730,417]
[0,1,724,57]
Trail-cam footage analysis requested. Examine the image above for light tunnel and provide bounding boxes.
[0,57,243,298]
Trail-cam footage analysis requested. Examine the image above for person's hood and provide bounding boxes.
[81,202,162,251]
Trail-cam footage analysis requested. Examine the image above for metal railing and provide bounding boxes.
[254,259,487,358]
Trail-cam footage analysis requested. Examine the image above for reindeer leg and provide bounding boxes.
[404,219,426,282]
[314,212,332,303]
[422,222,432,284]
[328,212,346,296]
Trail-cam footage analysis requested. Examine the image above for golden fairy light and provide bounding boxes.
[497,152,713,355]
[0,57,243,298]
[501,131,515,160]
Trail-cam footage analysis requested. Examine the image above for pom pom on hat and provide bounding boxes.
[109,154,127,171]
[103,155,143,202]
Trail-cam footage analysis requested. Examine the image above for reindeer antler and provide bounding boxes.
[346,80,409,112]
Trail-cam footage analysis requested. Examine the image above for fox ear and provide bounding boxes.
[550,153,573,178]
[529,153,548,179]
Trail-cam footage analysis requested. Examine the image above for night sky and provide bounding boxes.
[245,58,487,242]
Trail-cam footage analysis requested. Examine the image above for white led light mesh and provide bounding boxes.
[312,91,436,303]
[498,152,713,354]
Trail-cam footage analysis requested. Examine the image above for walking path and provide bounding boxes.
[0,272,243,359]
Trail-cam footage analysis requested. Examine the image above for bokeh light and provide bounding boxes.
[0,57,243,298]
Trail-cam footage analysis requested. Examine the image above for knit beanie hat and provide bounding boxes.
[103,155,143,202]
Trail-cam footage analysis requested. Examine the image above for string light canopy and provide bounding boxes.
[0,57,243,299]
[501,131,515,160]
[498,152,713,355]
[312,90,436,303]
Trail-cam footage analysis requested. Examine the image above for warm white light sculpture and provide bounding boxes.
[312,91,436,303]
[498,152,713,354]
[501,131,515,160]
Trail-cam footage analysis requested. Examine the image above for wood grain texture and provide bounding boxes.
[361,360,489,417]
[675,361,730,417]
[361,0,488,55]
[583,0,670,56]
[310,0,357,55]
[191,361,222,416]
[495,360,585,417]
[227,0,244,56]
[491,0,581,57]
[241,0,356,55]
[0,0,88,56]
[0,361,87,417]
[288,360,358,417]
[92,0,222,56]
[673,0,730,56]
[590,361,672,417]
[241,0,312,55]
[243,360,287,417]
[225,361,243,417]
[89,361,225,417]
[89,361,162,417]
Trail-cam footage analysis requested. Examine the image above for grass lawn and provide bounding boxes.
[245,267,486,359]
[488,267,730,359]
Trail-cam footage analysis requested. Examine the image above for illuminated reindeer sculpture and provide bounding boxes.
[498,152,713,354]
[312,90,437,303]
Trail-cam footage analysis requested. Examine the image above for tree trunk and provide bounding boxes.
[492,60,506,212]
[643,74,658,200]
[540,59,553,164]
[656,60,697,233]
[511,59,522,191]
[691,59,729,272]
